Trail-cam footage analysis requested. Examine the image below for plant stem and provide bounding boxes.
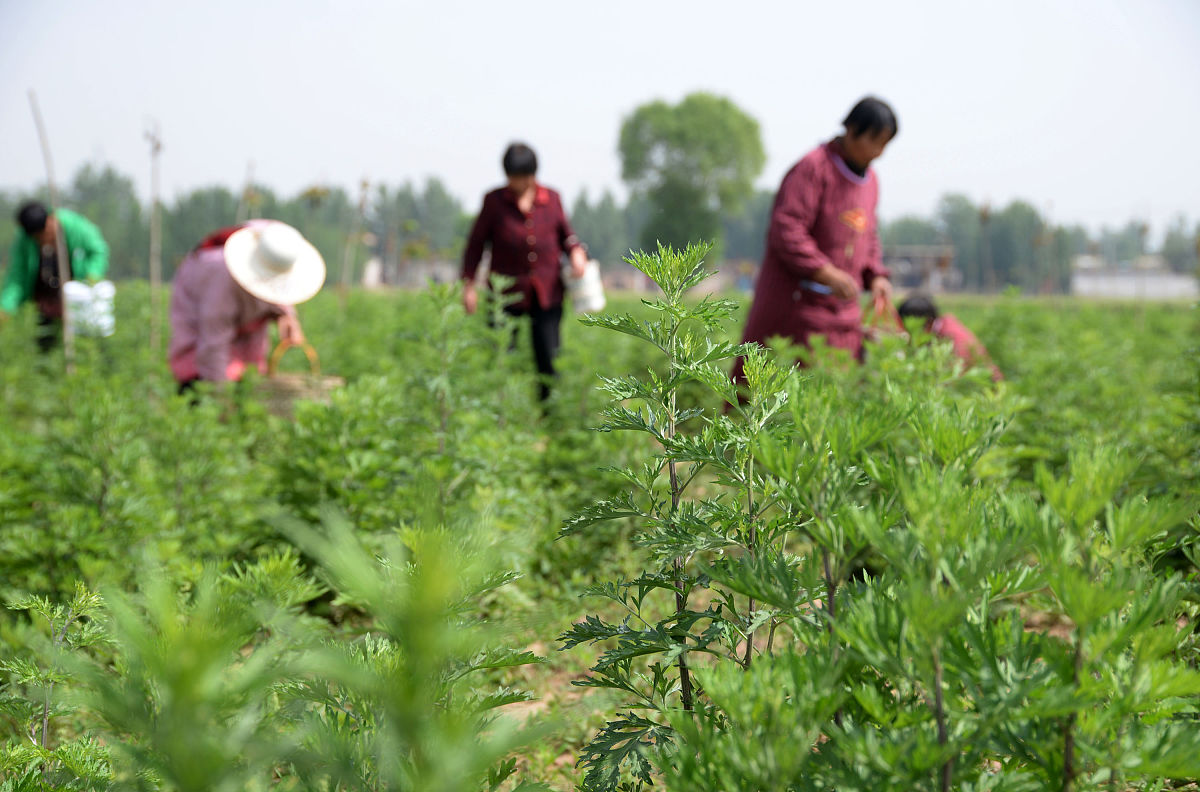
[39,692,51,750]
[1065,549,1091,792]
[822,547,842,728]
[742,457,757,669]
[40,611,75,754]
[666,326,693,713]
[933,644,951,792]
[436,323,450,456]
[1108,721,1123,792]
[674,558,694,712]
[1062,635,1084,792]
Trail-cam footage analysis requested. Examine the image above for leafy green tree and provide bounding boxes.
[371,179,467,283]
[571,190,630,268]
[937,193,983,289]
[163,186,239,278]
[1050,223,1091,292]
[373,182,426,282]
[273,184,355,283]
[1159,215,1199,273]
[721,189,773,263]
[0,189,22,268]
[1098,220,1148,266]
[935,195,1074,292]
[618,93,765,257]
[419,177,467,257]
[987,200,1043,291]
[67,164,148,280]
[880,215,940,246]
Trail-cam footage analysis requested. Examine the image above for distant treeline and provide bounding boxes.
[2,163,1197,293]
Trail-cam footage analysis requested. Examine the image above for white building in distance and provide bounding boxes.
[1071,255,1198,299]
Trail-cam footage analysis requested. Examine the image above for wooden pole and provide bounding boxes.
[235,160,256,224]
[145,122,164,359]
[979,203,994,293]
[28,90,75,374]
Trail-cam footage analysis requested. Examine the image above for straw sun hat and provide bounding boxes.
[224,221,326,306]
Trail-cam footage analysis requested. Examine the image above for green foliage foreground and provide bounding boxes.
[560,245,1200,792]
[0,251,1197,791]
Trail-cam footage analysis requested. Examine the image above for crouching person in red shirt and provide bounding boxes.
[461,142,588,402]
[897,294,1003,382]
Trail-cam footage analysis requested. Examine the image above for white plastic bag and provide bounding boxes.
[563,259,606,314]
[63,280,116,338]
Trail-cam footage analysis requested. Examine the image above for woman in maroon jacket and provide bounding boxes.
[461,142,587,401]
[733,97,898,380]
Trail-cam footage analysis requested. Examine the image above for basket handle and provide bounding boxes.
[268,340,321,377]
[868,293,906,333]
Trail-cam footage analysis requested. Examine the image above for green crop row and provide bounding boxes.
[0,259,1196,791]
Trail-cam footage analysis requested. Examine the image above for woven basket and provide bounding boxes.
[256,341,344,418]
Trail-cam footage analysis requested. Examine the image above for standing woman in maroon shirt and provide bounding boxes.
[461,142,588,401]
[733,97,898,380]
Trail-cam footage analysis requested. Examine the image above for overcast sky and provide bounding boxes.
[2,0,1198,235]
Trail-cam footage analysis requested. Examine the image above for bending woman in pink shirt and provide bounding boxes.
[733,97,898,380]
[169,221,325,392]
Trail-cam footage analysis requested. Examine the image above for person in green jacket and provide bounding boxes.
[1,201,109,351]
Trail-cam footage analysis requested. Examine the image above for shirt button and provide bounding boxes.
[527,235,537,246]
[527,252,537,263]
[525,219,534,229]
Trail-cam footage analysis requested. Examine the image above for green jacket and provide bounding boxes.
[1,208,110,314]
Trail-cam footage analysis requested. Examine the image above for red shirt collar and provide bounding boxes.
[502,184,551,207]
[193,224,246,251]
[825,139,872,184]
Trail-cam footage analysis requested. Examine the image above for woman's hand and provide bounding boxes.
[870,276,894,304]
[462,281,478,315]
[569,247,588,279]
[277,313,305,345]
[813,264,860,300]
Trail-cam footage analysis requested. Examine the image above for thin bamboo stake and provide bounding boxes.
[28,90,75,373]
[235,160,255,223]
[145,122,164,359]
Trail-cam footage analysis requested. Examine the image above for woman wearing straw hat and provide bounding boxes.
[168,220,325,392]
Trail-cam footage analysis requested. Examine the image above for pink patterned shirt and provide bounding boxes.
[932,313,1003,381]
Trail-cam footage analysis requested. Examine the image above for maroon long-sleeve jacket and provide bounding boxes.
[461,184,582,313]
[739,140,890,357]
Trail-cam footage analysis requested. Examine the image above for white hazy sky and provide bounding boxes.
[2,0,1198,234]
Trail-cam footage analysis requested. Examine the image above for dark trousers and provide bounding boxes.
[506,301,563,402]
[36,314,60,353]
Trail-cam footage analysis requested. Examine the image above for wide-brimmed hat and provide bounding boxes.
[224,221,326,305]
